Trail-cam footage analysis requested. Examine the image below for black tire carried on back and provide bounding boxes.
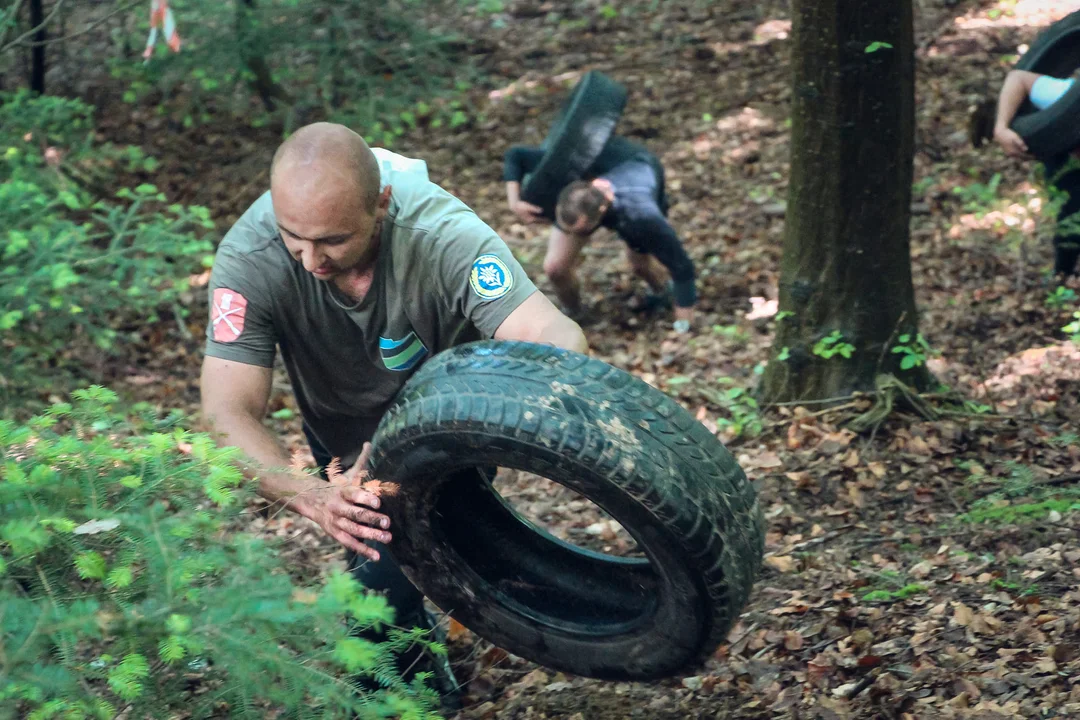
[520,71,628,219]
[1012,10,1080,157]
[369,341,764,680]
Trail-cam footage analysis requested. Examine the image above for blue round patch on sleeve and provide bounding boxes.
[470,254,514,300]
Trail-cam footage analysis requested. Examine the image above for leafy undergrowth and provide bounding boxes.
[60,0,1080,717]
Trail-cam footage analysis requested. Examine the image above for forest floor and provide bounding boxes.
[76,0,1080,717]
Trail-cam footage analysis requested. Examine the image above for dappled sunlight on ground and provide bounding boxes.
[487,70,582,102]
[946,188,1042,241]
[954,0,1080,30]
[753,19,791,43]
[985,340,1080,395]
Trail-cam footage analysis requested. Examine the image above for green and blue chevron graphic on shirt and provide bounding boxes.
[379,331,428,371]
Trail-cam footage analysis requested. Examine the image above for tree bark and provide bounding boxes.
[29,0,45,94]
[760,0,929,403]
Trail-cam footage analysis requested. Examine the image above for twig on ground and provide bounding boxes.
[764,524,855,557]
[172,302,193,341]
[768,393,864,408]
[844,668,881,699]
[874,311,908,378]
[939,477,964,514]
[725,621,761,652]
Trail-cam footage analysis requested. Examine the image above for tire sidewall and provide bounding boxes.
[374,428,712,679]
[520,71,628,216]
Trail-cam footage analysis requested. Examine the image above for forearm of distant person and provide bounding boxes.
[506,180,523,207]
[504,146,547,222]
[995,70,1039,131]
[994,70,1040,156]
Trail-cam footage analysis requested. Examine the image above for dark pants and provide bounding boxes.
[303,425,426,629]
[1042,153,1080,276]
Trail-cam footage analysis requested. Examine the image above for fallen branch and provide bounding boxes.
[768,392,867,408]
[0,0,66,53]
[849,374,940,434]
[844,668,881,699]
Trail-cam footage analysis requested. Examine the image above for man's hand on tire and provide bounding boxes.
[511,200,544,224]
[305,442,392,561]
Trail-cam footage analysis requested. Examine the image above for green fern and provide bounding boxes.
[0,391,439,718]
[107,653,150,701]
[74,552,107,580]
[335,637,380,673]
[158,636,187,663]
[105,565,134,589]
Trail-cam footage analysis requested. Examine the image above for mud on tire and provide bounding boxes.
[369,340,764,680]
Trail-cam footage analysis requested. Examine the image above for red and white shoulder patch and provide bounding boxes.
[212,288,248,342]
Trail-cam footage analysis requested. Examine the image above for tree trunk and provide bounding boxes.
[29,0,45,94]
[236,0,290,112]
[760,0,929,403]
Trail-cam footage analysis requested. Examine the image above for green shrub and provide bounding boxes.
[0,92,214,405]
[1065,310,1080,343]
[110,0,472,141]
[0,387,441,719]
[0,91,160,186]
[961,461,1080,525]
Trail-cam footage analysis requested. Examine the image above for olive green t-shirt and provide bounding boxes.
[204,161,537,464]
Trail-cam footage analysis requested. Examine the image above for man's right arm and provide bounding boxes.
[504,146,547,223]
[200,356,391,560]
[200,356,299,503]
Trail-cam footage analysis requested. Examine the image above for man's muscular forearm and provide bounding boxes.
[494,290,588,354]
[203,407,326,517]
[203,404,391,561]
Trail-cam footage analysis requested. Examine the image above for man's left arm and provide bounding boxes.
[430,208,587,354]
[494,290,588,353]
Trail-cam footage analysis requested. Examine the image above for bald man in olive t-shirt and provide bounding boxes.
[200,124,586,691]
[206,167,542,463]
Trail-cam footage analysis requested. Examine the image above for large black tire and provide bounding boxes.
[369,341,764,680]
[1012,10,1080,157]
[520,71,628,218]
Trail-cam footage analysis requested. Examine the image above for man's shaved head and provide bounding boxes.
[271,122,381,210]
[270,123,392,281]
